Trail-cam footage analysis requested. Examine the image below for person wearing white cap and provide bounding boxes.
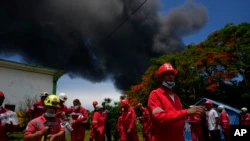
[56,93,69,141]
[217,105,230,141]
[27,92,50,120]
[240,107,250,125]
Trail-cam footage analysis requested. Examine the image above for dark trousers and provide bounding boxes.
[105,124,112,141]
[209,130,221,141]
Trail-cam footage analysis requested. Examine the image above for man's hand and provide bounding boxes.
[39,127,50,136]
[48,134,57,141]
[187,106,205,116]
[127,128,131,134]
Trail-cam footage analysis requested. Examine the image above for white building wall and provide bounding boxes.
[0,67,53,108]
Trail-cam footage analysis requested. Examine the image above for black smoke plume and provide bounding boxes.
[0,0,208,91]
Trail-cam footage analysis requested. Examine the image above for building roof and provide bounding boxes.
[194,98,241,115]
[0,59,66,76]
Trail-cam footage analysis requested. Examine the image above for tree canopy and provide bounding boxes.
[126,23,250,109]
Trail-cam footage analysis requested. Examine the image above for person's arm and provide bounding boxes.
[75,108,88,123]
[92,112,99,129]
[148,91,188,125]
[129,108,137,129]
[23,122,49,141]
[214,110,219,129]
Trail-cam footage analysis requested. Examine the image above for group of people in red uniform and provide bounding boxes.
[1,62,250,141]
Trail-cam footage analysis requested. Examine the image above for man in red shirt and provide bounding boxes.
[68,99,88,141]
[120,99,139,141]
[0,91,18,141]
[56,93,69,141]
[92,106,105,141]
[90,101,98,141]
[117,111,126,141]
[188,105,203,141]
[23,94,65,141]
[102,102,111,141]
[27,92,49,120]
[147,63,205,141]
[240,107,250,125]
[217,105,230,141]
[136,103,151,141]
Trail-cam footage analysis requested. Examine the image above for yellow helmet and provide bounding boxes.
[44,95,60,108]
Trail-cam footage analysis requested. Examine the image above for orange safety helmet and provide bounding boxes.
[156,63,178,78]
[0,91,5,98]
[204,100,213,105]
[92,101,98,106]
[121,99,129,107]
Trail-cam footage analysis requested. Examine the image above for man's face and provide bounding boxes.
[73,101,79,106]
[0,97,4,105]
[217,108,222,113]
[205,104,212,110]
[93,104,97,108]
[46,106,56,114]
[162,72,175,82]
[41,96,47,101]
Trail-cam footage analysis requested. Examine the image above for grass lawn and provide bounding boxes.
[8,130,143,141]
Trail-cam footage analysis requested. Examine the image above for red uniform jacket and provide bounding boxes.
[68,106,88,124]
[188,114,201,126]
[122,107,137,130]
[122,107,139,141]
[0,108,18,141]
[90,110,97,139]
[27,100,45,119]
[117,116,126,141]
[148,86,188,141]
[240,113,250,125]
[24,114,64,141]
[219,112,230,129]
[92,112,105,133]
[56,104,68,119]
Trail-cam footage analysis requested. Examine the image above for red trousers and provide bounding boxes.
[191,126,203,141]
[223,128,230,141]
[90,126,95,139]
[94,126,105,141]
[71,124,86,141]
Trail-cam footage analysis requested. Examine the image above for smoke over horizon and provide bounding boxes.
[0,0,208,92]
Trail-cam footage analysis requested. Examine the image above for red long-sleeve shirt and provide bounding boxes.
[240,113,250,125]
[148,86,188,141]
[121,107,137,130]
[68,106,88,123]
[219,111,230,129]
[56,104,68,119]
[27,100,45,119]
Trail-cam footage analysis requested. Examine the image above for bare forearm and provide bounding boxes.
[23,132,42,141]
[54,130,65,138]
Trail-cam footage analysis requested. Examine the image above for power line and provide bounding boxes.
[99,0,148,46]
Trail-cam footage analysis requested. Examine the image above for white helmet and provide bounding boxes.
[241,107,248,112]
[41,92,49,97]
[58,93,67,101]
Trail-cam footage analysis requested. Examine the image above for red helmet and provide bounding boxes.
[156,63,178,78]
[204,100,213,105]
[0,91,5,98]
[92,101,98,106]
[121,99,129,107]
